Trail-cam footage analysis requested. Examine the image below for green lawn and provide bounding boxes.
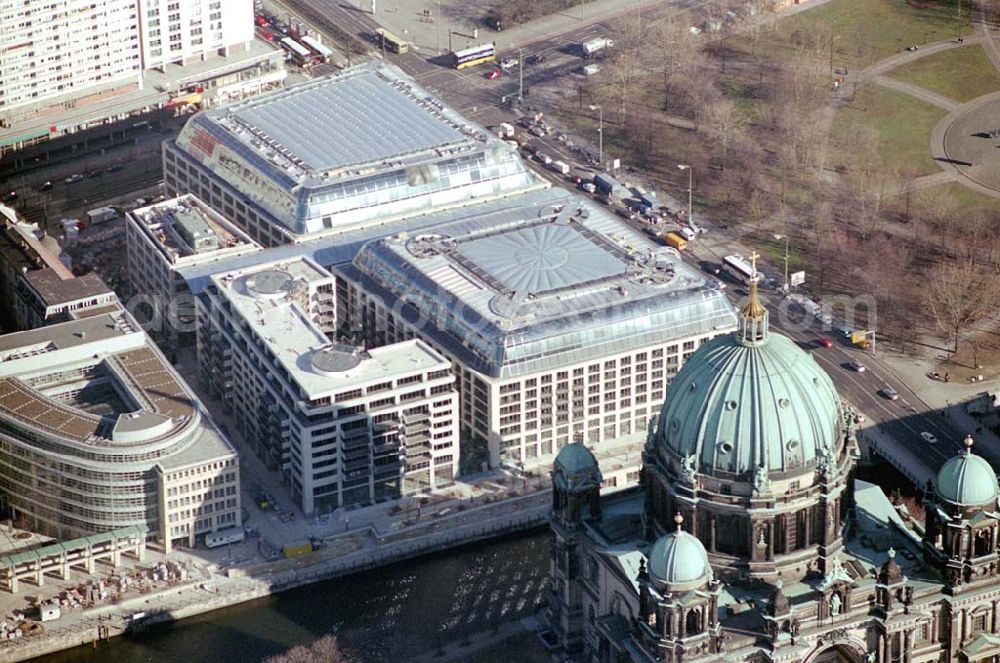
[832,85,946,175]
[777,0,970,69]
[889,44,1000,102]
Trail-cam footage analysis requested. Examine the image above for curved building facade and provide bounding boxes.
[0,310,240,551]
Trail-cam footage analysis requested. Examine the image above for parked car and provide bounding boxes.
[500,57,519,70]
[259,28,275,41]
[485,68,503,80]
[847,361,866,373]
[64,174,84,184]
[254,15,268,26]
[920,431,938,444]
[879,386,899,401]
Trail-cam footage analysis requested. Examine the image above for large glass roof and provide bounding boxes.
[232,70,466,173]
[456,223,626,294]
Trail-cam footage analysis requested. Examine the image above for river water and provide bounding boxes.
[35,529,549,663]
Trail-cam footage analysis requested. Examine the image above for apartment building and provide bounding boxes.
[0,0,142,114]
[197,257,458,513]
[138,0,253,71]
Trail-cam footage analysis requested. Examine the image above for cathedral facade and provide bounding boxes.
[548,274,1000,663]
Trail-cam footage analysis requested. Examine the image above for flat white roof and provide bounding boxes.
[211,258,448,398]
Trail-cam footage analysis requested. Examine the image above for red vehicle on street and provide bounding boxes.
[485,68,502,80]
[255,15,268,26]
[818,337,833,348]
[259,28,275,41]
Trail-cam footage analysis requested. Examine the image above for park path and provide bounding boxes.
[871,75,960,110]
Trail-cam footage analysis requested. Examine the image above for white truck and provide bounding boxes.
[550,160,570,176]
[581,37,614,57]
[85,206,118,225]
[497,122,515,139]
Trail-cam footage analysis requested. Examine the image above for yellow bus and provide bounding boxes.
[452,43,496,69]
[374,27,410,54]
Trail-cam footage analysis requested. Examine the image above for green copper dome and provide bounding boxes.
[654,318,840,477]
[553,441,601,492]
[647,516,712,590]
[936,436,998,506]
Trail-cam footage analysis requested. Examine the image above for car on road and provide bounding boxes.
[64,174,84,184]
[579,182,596,194]
[485,68,503,80]
[38,181,53,191]
[259,28,275,41]
[1,191,17,203]
[107,164,125,173]
[87,171,102,179]
[920,431,938,444]
[879,386,899,401]
[818,337,833,349]
[254,15,268,26]
[500,57,519,70]
[817,313,833,325]
[526,53,544,65]
[847,361,866,373]
[835,325,853,338]
[615,207,636,220]
[678,226,697,241]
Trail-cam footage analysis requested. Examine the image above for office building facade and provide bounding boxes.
[0,311,240,552]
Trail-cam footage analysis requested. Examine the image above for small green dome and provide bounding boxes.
[648,516,711,590]
[552,441,601,492]
[936,436,998,506]
[654,329,840,476]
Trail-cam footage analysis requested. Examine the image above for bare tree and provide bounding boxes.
[265,635,358,663]
[925,257,1000,354]
[704,97,748,171]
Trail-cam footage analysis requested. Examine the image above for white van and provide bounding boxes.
[678,227,697,241]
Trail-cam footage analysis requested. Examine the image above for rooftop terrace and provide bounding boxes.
[211,258,448,399]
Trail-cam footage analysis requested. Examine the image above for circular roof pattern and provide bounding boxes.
[310,346,364,375]
[245,270,294,297]
[456,223,626,294]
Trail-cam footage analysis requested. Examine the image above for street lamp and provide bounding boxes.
[774,233,790,292]
[677,164,692,224]
[588,104,603,167]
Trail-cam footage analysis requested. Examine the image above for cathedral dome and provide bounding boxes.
[552,441,601,493]
[653,274,840,477]
[648,515,711,590]
[936,435,998,507]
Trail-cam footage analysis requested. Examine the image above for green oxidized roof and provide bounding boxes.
[936,436,999,506]
[553,441,602,492]
[647,517,712,590]
[654,321,841,476]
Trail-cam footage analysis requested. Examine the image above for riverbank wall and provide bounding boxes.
[5,499,551,662]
